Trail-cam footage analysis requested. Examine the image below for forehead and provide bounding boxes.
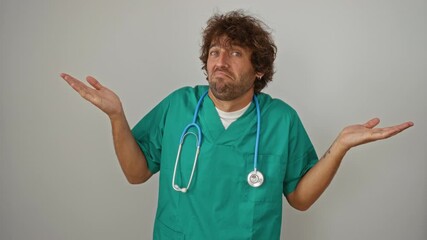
[209,35,247,49]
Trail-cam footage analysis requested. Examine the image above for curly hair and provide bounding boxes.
[200,10,277,93]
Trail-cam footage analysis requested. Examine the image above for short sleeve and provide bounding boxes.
[131,96,171,174]
[283,113,318,195]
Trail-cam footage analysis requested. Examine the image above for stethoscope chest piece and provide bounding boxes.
[247,170,264,187]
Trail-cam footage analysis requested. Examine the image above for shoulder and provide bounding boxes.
[168,85,209,97]
[257,92,298,119]
[157,85,208,104]
[154,85,209,114]
[166,85,209,102]
[257,93,313,143]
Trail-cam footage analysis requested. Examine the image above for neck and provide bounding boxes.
[208,89,254,112]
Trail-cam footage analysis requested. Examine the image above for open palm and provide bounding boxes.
[60,73,123,118]
[338,118,414,151]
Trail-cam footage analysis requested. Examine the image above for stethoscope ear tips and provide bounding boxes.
[181,188,187,193]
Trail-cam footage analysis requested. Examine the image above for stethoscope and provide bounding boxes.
[172,90,264,193]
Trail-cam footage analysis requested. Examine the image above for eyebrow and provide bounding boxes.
[209,42,244,49]
[209,36,246,48]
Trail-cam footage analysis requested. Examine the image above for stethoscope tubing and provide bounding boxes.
[253,94,261,171]
[172,91,208,192]
[172,90,262,192]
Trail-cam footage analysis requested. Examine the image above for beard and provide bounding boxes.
[209,78,236,101]
[208,73,255,101]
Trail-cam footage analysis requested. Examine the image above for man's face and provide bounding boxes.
[206,36,259,101]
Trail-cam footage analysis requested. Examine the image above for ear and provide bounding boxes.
[255,72,264,80]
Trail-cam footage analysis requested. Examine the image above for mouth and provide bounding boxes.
[213,70,233,79]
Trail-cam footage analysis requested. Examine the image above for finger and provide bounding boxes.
[60,73,78,86]
[86,76,103,90]
[363,118,380,129]
[60,73,97,102]
[373,121,414,139]
[388,121,414,135]
[60,73,88,92]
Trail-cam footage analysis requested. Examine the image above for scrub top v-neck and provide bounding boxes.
[132,85,318,240]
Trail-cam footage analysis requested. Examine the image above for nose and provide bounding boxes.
[215,51,229,68]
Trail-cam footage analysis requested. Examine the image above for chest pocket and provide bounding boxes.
[244,154,284,202]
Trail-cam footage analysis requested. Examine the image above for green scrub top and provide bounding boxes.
[132,86,318,240]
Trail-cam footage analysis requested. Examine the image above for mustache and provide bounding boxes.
[212,67,233,78]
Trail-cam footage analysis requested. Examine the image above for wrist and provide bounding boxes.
[108,109,126,123]
[332,136,351,154]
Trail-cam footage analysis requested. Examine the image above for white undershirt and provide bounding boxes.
[215,102,251,129]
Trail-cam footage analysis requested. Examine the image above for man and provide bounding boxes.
[60,10,413,240]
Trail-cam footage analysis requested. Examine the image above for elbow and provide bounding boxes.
[127,177,146,185]
[125,171,153,185]
[286,192,314,211]
[291,202,313,212]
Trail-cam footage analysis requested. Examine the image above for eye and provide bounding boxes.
[209,49,219,57]
[231,51,242,57]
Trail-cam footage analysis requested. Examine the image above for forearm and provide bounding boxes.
[287,139,348,211]
[286,118,413,211]
[110,112,152,184]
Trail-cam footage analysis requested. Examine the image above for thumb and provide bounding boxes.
[86,76,103,90]
[363,118,380,129]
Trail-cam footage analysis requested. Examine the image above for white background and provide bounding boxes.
[1,0,426,239]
